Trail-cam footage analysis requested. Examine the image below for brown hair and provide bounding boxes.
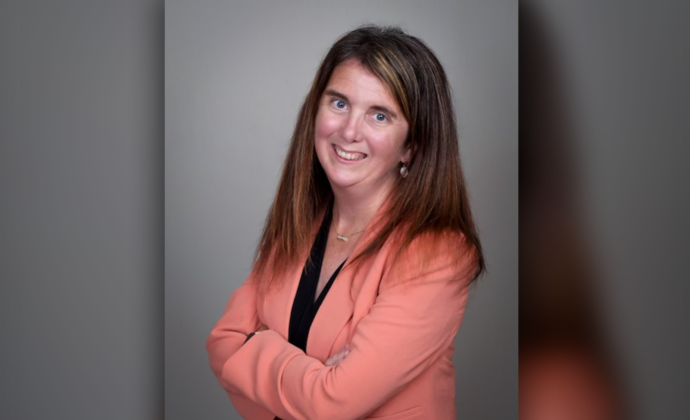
[252,25,485,292]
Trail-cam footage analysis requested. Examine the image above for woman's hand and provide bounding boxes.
[324,343,350,367]
[255,324,269,333]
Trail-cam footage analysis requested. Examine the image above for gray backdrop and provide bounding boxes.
[166,1,517,419]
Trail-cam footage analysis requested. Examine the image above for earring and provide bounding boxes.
[400,162,409,179]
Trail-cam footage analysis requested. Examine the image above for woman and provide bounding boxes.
[206,25,484,420]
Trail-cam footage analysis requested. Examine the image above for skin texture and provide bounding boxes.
[314,59,411,207]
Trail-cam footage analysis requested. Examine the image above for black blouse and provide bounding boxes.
[288,204,346,352]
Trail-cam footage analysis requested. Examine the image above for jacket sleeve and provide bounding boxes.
[206,274,262,379]
[206,273,277,419]
[211,236,476,420]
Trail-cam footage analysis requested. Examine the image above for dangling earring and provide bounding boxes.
[400,162,409,179]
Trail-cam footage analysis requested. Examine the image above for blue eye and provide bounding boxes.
[333,99,346,109]
[374,113,387,122]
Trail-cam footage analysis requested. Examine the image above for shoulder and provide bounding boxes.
[380,229,479,292]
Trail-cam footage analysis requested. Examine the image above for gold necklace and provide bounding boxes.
[332,211,366,242]
[332,223,365,242]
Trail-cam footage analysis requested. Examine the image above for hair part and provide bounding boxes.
[252,25,485,294]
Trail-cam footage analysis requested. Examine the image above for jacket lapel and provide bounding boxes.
[306,201,391,361]
[306,264,356,361]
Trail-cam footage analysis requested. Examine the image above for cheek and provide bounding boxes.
[314,113,333,163]
[314,111,340,141]
[371,130,408,160]
[390,127,410,159]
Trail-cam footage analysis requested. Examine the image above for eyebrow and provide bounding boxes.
[324,88,399,120]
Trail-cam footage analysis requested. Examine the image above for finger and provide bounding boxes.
[334,350,350,365]
[325,353,341,366]
[326,356,344,367]
[325,349,348,366]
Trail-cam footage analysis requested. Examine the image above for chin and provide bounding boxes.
[326,176,360,191]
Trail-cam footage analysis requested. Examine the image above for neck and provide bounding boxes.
[331,183,393,233]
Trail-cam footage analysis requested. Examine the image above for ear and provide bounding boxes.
[401,145,412,164]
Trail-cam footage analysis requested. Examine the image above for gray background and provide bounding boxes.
[166,1,517,419]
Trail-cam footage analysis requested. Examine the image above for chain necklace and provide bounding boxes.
[332,223,365,242]
[332,211,366,242]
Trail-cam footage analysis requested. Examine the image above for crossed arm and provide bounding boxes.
[206,240,474,420]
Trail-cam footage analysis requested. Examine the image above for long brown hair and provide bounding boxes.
[252,25,485,292]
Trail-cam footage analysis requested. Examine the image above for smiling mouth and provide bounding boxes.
[333,145,367,161]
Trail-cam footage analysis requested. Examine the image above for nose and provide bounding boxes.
[341,113,363,143]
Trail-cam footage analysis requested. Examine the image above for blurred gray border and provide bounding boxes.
[1,1,163,419]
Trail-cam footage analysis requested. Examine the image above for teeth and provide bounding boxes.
[335,146,365,161]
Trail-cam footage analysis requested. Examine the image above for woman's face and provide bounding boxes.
[314,59,410,199]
